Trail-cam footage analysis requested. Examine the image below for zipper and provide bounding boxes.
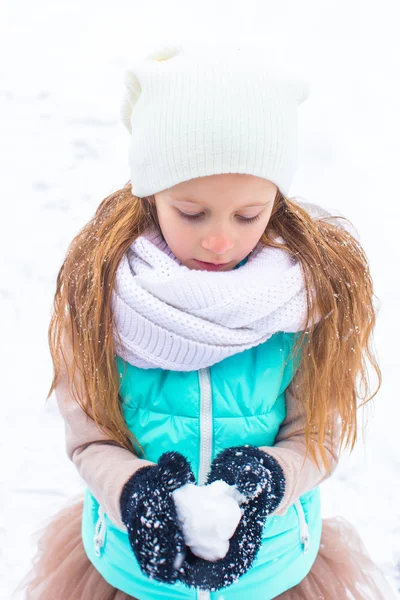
[197,367,213,487]
[197,367,213,599]
[294,499,310,553]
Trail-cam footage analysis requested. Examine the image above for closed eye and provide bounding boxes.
[177,211,262,224]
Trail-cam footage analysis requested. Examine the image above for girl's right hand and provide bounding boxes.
[119,451,196,584]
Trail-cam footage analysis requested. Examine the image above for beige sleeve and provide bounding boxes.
[259,381,342,516]
[55,331,154,531]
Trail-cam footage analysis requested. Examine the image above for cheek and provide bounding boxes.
[161,217,194,253]
[172,230,193,251]
[244,219,267,240]
[157,209,185,239]
[240,217,270,250]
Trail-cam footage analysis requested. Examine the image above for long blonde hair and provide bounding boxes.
[48,181,381,471]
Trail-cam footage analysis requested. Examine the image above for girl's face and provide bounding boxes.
[153,174,277,271]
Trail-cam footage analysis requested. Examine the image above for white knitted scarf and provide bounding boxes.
[111,225,319,371]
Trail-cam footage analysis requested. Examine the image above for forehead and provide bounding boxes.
[162,174,276,205]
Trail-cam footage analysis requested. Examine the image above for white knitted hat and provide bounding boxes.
[120,41,311,198]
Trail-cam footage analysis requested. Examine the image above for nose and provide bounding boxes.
[201,234,235,255]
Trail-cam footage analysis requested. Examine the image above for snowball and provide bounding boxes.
[172,479,245,561]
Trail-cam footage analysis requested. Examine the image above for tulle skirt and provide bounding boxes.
[13,495,397,600]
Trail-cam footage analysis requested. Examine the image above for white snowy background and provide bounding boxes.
[1,0,400,598]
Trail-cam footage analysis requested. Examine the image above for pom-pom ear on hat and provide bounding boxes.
[120,44,185,134]
[120,71,142,135]
[145,43,184,62]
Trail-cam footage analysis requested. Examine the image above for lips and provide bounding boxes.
[194,260,228,271]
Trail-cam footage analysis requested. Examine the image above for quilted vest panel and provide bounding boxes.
[82,329,322,599]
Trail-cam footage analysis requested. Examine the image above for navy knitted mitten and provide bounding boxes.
[208,444,286,506]
[120,451,196,584]
[179,444,286,592]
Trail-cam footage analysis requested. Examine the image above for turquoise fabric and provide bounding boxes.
[81,256,322,599]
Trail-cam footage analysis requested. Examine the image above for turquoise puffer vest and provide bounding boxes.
[81,259,322,600]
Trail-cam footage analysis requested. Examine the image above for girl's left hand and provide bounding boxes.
[207,444,286,508]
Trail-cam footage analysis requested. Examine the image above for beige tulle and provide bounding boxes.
[13,495,136,600]
[13,496,396,600]
[276,517,397,600]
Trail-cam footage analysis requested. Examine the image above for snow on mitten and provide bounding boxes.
[178,444,285,592]
[208,444,286,507]
[120,451,196,584]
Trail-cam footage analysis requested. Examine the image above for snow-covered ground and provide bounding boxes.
[1,1,400,598]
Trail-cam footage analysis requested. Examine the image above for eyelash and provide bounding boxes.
[177,211,262,224]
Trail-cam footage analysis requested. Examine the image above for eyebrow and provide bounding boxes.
[173,198,270,208]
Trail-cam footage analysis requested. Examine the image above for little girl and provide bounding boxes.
[15,42,397,599]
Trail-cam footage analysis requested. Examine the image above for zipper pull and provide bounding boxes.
[300,531,310,554]
[294,499,310,554]
[93,506,107,557]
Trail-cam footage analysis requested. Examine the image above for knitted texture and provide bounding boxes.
[120,41,311,197]
[111,226,317,371]
[119,451,196,584]
[206,445,286,507]
[179,445,286,591]
[119,446,285,592]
